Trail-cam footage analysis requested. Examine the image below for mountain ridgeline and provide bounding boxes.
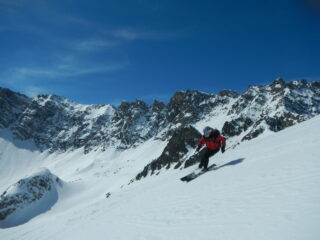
[1,79,320,161]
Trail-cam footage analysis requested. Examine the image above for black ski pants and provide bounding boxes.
[199,148,219,169]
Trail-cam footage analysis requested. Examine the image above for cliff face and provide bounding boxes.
[0,88,31,129]
[1,78,320,155]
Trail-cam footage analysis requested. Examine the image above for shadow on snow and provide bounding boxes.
[181,158,245,182]
[213,158,245,170]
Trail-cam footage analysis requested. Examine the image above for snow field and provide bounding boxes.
[1,116,320,239]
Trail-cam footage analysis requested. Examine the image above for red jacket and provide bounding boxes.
[198,131,226,151]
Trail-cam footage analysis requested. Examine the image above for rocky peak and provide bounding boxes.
[152,100,166,112]
[116,100,148,118]
[270,78,286,93]
[168,90,210,106]
[167,90,212,124]
[218,89,239,98]
[271,77,286,87]
[245,85,265,98]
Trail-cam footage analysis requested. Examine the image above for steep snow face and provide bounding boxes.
[0,168,63,228]
[0,129,43,194]
[0,113,319,240]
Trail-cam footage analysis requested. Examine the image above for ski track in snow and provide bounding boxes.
[1,116,320,239]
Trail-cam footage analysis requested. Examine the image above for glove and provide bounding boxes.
[196,146,201,152]
[221,146,225,153]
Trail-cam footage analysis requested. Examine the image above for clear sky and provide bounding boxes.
[0,0,319,105]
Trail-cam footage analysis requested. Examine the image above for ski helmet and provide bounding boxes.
[203,126,213,137]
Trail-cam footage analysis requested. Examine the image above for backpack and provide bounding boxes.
[211,129,220,139]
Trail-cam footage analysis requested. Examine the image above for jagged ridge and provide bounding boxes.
[0,78,319,155]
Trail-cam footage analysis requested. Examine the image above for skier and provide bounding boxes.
[196,126,226,170]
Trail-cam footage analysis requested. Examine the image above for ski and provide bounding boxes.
[180,164,217,182]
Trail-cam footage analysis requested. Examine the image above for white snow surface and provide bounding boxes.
[1,116,320,239]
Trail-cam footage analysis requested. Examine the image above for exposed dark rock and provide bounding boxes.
[311,82,320,88]
[242,126,265,141]
[136,126,201,180]
[265,117,285,132]
[0,208,15,221]
[0,88,30,128]
[218,90,239,98]
[270,78,286,93]
[152,100,166,112]
[265,113,300,132]
[283,91,318,115]
[0,169,62,227]
[167,90,212,125]
[222,117,253,137]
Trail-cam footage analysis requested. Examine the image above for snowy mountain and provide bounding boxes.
[1,78,320,155]
[0,108,320,239]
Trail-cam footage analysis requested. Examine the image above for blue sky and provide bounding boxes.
[0,0,319,105]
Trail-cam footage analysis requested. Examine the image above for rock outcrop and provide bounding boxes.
[0,168,63,228]
[136,126,201,180]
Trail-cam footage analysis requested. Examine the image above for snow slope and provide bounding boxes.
[1,116,320,239]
